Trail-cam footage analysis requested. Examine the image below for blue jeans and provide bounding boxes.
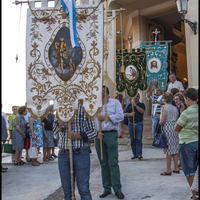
[152,113,160,138]
[128,122,143,157]
[58,148,92,200]
[180,141,198,177]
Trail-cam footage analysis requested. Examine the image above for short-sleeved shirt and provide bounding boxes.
[42,118,53,131]
[8,113,16,131]
[176,104,198,144]
[125,102,146,123]
[151,95,163,113]
[167,80,184,92]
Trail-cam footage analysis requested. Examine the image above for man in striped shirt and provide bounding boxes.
[147,87,165,138]
[57,102,97,200]
[175,88,198,200]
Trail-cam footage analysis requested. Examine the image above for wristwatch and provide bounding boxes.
[135,105,137,108]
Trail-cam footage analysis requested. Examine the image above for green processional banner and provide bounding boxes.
[116,48,147,98]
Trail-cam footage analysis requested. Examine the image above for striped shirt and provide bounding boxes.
[151,95,163,113]
[54,104,97,149]
[177,104,198,144]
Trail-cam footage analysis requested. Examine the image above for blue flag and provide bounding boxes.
[61,0,80,48]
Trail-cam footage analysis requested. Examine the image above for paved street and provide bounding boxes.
[2,145,191,200]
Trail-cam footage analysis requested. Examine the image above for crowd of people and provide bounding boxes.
[1,74,198,200]
[1,104,58,169]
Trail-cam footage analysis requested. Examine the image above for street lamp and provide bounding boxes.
[175,0,197,35]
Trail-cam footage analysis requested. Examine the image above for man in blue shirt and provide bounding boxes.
[95,85,125,199]
[124,93,146,160]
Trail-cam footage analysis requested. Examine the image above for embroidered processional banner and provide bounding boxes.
[116,49,147,98]
[141,41,168,91]
[103,10,116,88]
[26,4,103,122]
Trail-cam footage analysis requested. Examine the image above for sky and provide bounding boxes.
[2,0,28,114]
[2,0,56,114]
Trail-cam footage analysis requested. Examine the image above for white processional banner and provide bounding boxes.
[103,10,116,88]
[26,4,103,122]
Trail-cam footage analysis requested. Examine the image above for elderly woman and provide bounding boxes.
[159,92,179,175]
[12,106,27,165]
[173,92,187,116]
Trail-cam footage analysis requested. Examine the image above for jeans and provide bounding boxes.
[180,141,198,177]
[128,122,143,157]
[152,113,160,138]
[58,148,92,200]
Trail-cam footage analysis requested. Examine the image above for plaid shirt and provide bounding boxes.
[53,104,97,149]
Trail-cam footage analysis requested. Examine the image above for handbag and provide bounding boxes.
[152,123,168,148]
[28,138,38,159]
[3,140,15,154]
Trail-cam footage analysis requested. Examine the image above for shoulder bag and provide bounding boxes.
[28,138,38,159]
[3,140,15,154]
[152,123,168,148]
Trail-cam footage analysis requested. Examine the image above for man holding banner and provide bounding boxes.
[95,86,125,199]
[124,93,145,160]
[57,103,97,200]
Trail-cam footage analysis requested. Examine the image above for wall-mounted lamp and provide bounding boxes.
[175,0,197,34]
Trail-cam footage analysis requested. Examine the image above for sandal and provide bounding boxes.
[37,160,43,164]
[173,170,180,174]
[20,160,26,165]
[26,158,32,162]
[14,162,21,165]
[31,162,40,166]
[160,171,172,175]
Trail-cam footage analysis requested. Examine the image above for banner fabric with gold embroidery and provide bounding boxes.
[26,4,103,122]
[116,48,147,98]
[103,10,116,88]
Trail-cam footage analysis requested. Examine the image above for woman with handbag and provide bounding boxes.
[159,92,179,175]
[29,115,48,166]
[12,106,27,165]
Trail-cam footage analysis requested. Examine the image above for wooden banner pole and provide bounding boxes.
[99,121,103,160]
[132,98,135,139]
[66,123,75,200]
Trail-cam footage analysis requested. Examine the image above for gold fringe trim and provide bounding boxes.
[55,106,102,125]
[82,107,102,121]
[122,88,148,100]
[27,107,49,121]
